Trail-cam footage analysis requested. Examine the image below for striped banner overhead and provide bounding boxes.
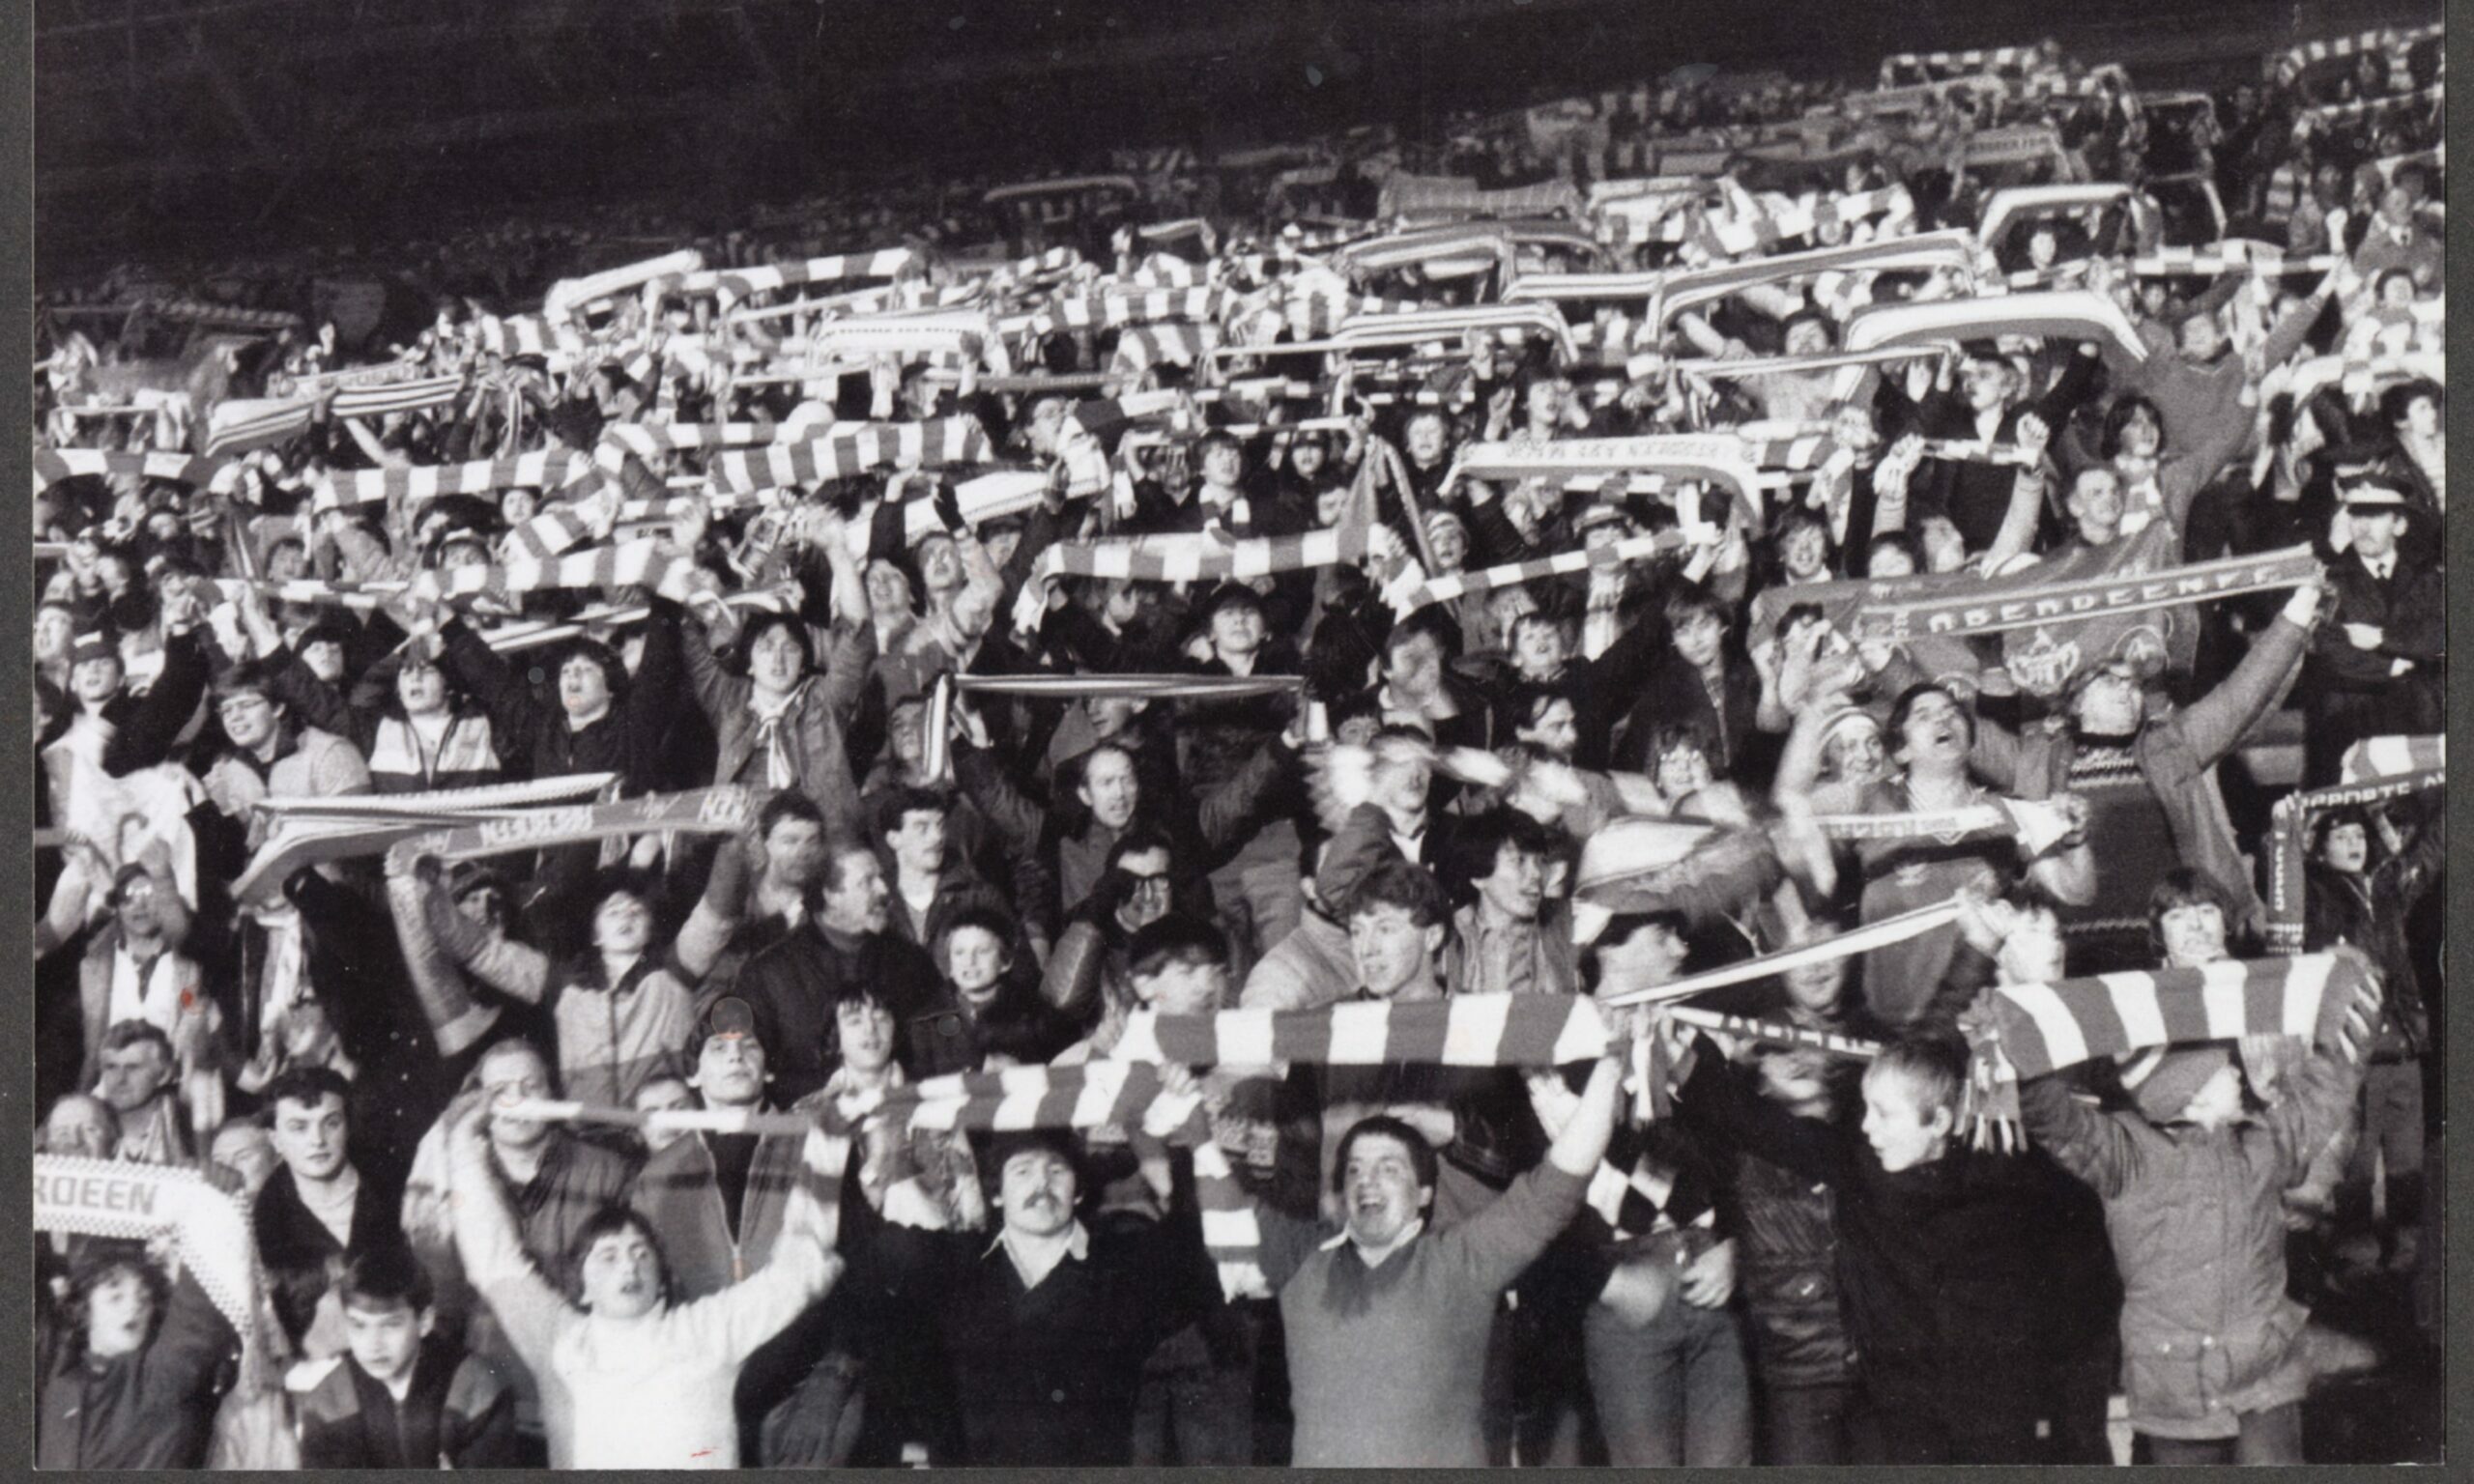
[1981,952,2371,1082]
[425,538,705,603]
[1373,173,1588,222]
[315,450,592,510]
[1879,43,2044,85]
[1109,323,1216,371]
[1454,434,1764,507]
[476,313,583,360]
[2127,242,2340,276]
[597,421,787,459]
[1843,287,2150,364]
[543,248,705,321]
[1335,223,1517,279]
[329,370,468,420]
[1024,286,1229,337]
[1333,302,1574,357]
[920,670,1309,785]
[1113,993,1612,1070]
[2297,82,2444,124]
[1009,520,1371,634]
[2276,22,2443,78]
[1976,184,2134,246]
[677,246,919,302]
[232,772,619,905]
[2339,734,2444,787]
[136,298,303,333]
[704,417,992,494]
[802,311,1013,375]
[201,397,315,459]
[1390,530,1691,617]
[33,448,227,496]
[1651,229,1980,329]
[1504,270,1672,304]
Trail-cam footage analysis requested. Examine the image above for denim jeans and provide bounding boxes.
[1583,1296,1753,1467]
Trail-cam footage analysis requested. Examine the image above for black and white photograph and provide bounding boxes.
[23,0,2451,1467]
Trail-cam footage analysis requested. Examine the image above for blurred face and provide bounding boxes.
[2348,509,2403,559]
[268,543,308,582]
[2159,901,2228,968]
[1780,524,1828,580]
[1350,903,1440,998]
[1822,723,1887,783]
[217,690,282,751]
[1670,611,1725,671]
[1784,318,1831,357]
[2027,228,2058,269]
[1961,357,2013,413]
[1368,741,1432,816]
[210,1123,278,1193]
[694,1032,767,1106]
[43,1097,116,1158]
[762,816,826,892]
[95,1042,171,1114]
[301,639,346,686]
[630,1078,697,1155]
[2402,395,2440,440]
[34,607,72,663]
[1866,542,1915,579]
[915,535,961,592]
[1427,519,1468,571]
[746,623,805,694]
[591,892,652,956]
[1386,631,1445,698]
[1200,442,1243,488]
[1115,845,1174,929]
[2379,273,2415,308]
[1476,842,1545,924]
[1078,748,1140,830]
[84,1270,158,1358]
[478,1045,554,1150]
[1831,403,1881,454]
[2069,470,2126,539]
[1341,1131,1432,1248]
[1597,922,1687,987]
[1985,899,2062,982]
[396,660,448,717]
[998,1149,1079,1239]
[887,808,948,874]
[1511,616,1566,680]
[578,1227,662,1319]
[271,1093,350,1182]
[1208,599,1263,659]
[2114,406,2163,459]
[1291,440,1327,479]
[500,489,537,527]
[1405,414,1450,464]
[2072,669,2143,735]
[1654,742,1713,798]
[821,849,890,933]
[946,926,1011,1005]
[1860,1068,1949,1173]
[343,1299,429,1384]
[1133,956,1228,1016]
[114,873,164,939]
[1518,698,1579,761]
[865,561,914,616]
[888,702,926,766]
[2177,1062,2246,1130]
[559,654,613,721]
[1525,379,1567,427]
[2319,821,2369,874]
[1783,952,1848,1018]
[2176,315,2223,362]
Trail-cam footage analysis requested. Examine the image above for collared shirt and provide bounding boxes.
[107,942,182,1037]
[1319,1217,1426,1266]
[986,1220,1091,1292]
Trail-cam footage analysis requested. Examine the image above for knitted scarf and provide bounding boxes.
[35,1156,271,1380]
[1960,950,2380,1147]
[2263,735,2444,953]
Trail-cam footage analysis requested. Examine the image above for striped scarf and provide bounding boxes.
[705,417,990,494]
[918,671,1302,782]
[423,537,704,603]
[2263,735,2444,952]
[35,1156,274,1383]
[1963,951,2381,1146]
[314,451,590,511]
[1390,530,1687,617]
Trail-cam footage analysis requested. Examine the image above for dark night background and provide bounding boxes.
[31,0,2437,277]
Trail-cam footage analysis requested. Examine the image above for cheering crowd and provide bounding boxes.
[31,14,2446,1470]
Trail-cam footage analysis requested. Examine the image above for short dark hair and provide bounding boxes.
[758,791,827,841]
[1449,809,1562,897]
[1887,680,1977,751]
[1344,858,1452,929]
[2380,377,2442,427]
[210,659,286,708]
[546,637,628,700]
[2309,806,2372,858]
[1332,1114,1439,1196]
[820,836,879,895]
[1593,909,1690,960]
[2146,867,2234,957]
[1506,680,1576,732]
[1661,579,1727,632]
[735,610,815,676]
[1383,609,1457,665]
[1866,530,1924,571]
[338,1243,434,1314]
[2101,393,2167,459]
[1194,429,1243,461]
[877,785,952,841]
[97,1019,174,1065]
[562,1206,672,1310]
[263,1065,352,1120]
[985,1127,1084,1199]
[1126,914,1229,982]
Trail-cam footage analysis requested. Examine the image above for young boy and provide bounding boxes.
[294,1245,520,1469]
[2005,912,2376,1464]
[1666,1018,2054,1463]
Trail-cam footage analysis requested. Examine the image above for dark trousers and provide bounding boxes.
[1761,1381,1855,1465]
[2140,1402,2304,1465]
[1856,1386,2040,1465]
[1130,1309,1257,1467]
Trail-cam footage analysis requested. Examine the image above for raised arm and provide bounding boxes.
[446,1104,571,1372]
[2016,1070,2140,1200]
[1448,1053,1622,1294]
[2173,586,2316,769]
[1670,1027,1852,1187]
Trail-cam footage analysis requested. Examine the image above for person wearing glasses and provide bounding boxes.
[1039,827,1210,1036]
